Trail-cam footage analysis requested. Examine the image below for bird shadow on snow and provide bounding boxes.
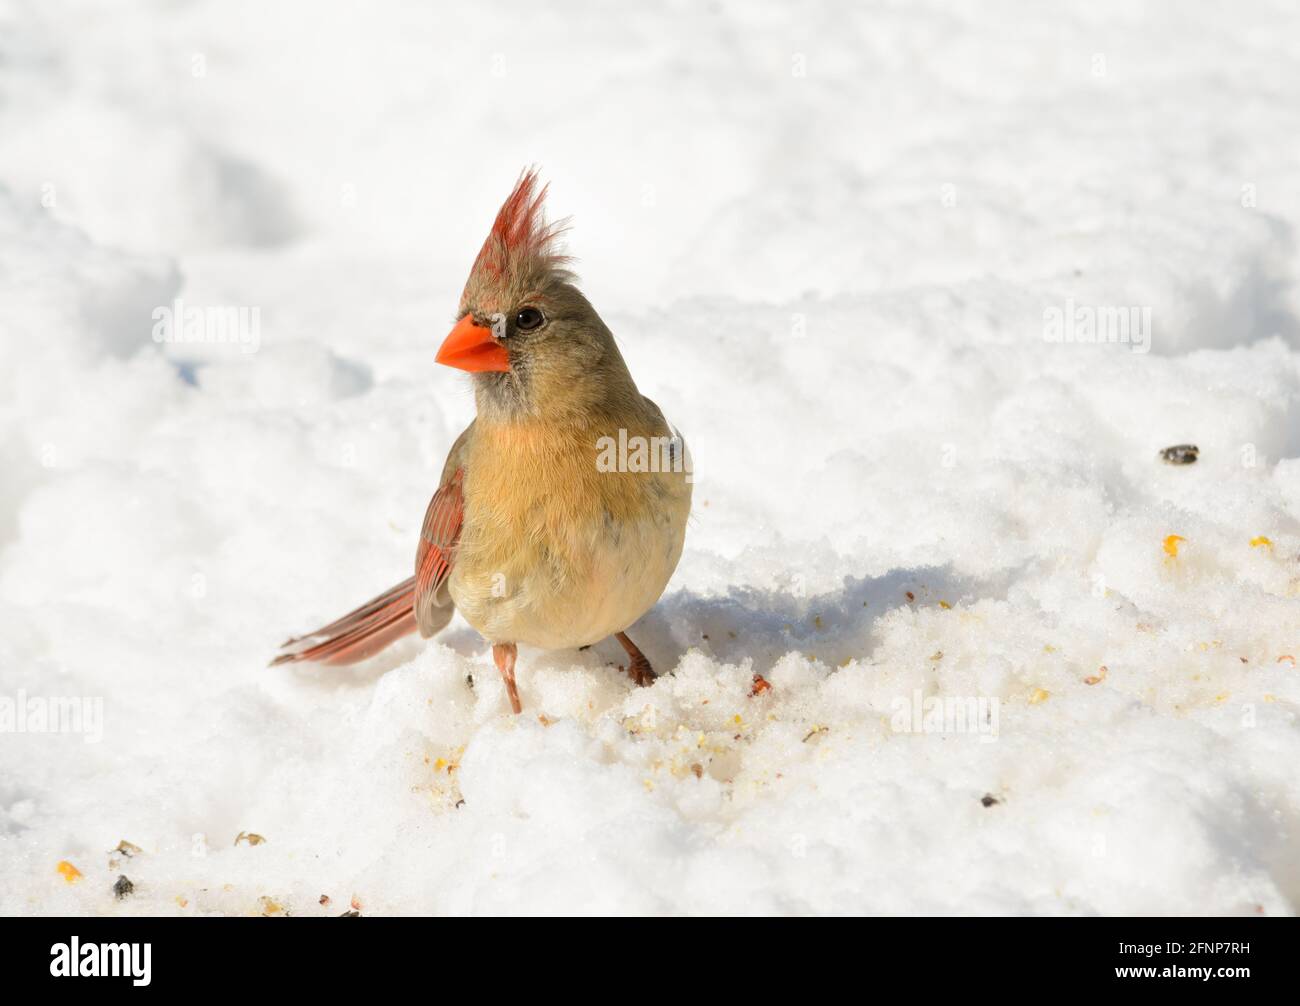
[447,562,999,675]
[627,564,1006,673]
[282,564,1015,693]
[282,635,425,691]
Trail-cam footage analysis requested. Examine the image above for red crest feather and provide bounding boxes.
[464,168,570,296]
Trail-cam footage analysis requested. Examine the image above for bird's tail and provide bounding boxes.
[271,577,422,666]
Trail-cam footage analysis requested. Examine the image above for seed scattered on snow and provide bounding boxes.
[113,875,134,900]
[56,860,82,883]
[1084,666,1108,685]
[749,674,772,696]
[1159,444,1199,465]
[1278,655,1296,666]
[1028,688,1050,705]
[234,831,266,847]
[110,839,143,858]
[1163,534,1186,558]
[980,794,1001,807]
[1250,536,1272,548]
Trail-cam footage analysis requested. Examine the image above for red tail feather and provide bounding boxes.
[271,577,419,666]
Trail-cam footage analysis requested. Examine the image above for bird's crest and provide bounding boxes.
[463,169,572,302]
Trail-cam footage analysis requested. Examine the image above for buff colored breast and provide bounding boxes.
[448,416,691,649]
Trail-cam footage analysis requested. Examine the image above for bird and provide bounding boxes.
[273,170,692,714]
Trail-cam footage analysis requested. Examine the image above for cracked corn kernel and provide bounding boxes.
[56,860,82,883]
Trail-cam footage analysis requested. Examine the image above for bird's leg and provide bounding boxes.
[492,643,522,714]
[614,631,655,687]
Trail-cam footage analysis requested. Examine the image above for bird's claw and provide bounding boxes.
[620,656,656,687]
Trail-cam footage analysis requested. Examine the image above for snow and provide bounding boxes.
[2,0,1300,916]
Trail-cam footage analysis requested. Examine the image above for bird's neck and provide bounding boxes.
[474,348,643,429]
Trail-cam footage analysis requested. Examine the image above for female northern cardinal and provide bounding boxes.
[273,171,692,713]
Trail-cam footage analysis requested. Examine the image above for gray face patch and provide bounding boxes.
[474,361,534,419]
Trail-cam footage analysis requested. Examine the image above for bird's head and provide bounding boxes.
[436,170,636,424]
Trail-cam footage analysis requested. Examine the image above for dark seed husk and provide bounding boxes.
[1159,444,1198,465]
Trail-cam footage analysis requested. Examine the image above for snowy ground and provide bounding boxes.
[2,0,1300,916]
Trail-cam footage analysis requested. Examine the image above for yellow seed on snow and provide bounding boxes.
[1250,536,1273,549]
[56,860,82,884]
[1163,534,1185,558]
[1028,688,1050,705]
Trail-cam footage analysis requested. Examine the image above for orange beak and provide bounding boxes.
[436,315,510,373]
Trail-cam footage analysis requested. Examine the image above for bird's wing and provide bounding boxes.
[641,395,689,469]
[414,421,474,637]
[640,395,675,437]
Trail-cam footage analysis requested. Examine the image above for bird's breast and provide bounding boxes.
[448,419,691,648]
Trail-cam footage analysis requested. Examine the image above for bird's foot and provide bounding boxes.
[614,631,656,687]
[621,654,655,687]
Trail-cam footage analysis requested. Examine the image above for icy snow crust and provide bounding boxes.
[2,0,1300,915]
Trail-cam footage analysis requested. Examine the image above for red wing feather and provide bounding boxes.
[414,467,464,635]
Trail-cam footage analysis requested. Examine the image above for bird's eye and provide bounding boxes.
[514,307,545,332]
